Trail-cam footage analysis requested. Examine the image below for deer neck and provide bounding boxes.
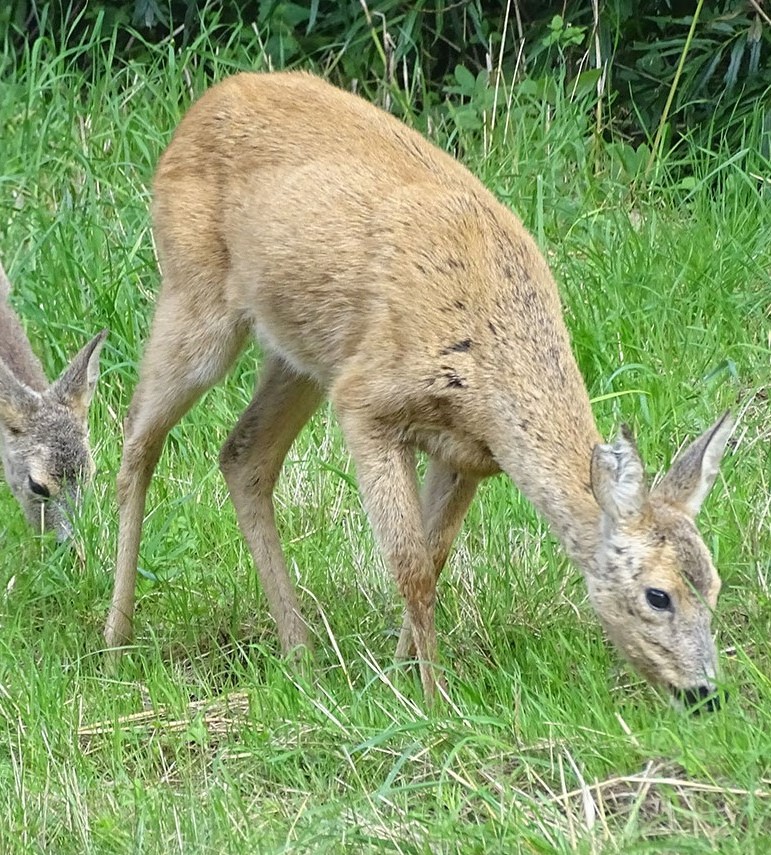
[489,404,603,577]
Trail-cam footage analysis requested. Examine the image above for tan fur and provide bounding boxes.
[0,262,107,540]
[106,72,733,707]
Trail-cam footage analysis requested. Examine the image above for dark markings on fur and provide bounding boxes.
[520,286,539,311]
[627,557,644,581]
[488,320,497,336]
[454,300,466,311]
[646,638,676,656]
[607,558,642,582]
[440,365,467,389]
[441,339,472,355]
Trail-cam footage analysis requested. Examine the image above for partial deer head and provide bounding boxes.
[588,412,733,710]
[0,262,107,541]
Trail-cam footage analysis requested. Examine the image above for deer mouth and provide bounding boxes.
[670,684,725,714]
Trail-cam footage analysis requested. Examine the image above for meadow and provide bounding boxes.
[0,22,769,854]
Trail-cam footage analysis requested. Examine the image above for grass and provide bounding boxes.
[1,20,770,855]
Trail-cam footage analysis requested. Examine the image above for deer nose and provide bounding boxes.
[678,685,726,714]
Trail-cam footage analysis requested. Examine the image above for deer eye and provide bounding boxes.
[28,476,50,499]
[646,588,672,611]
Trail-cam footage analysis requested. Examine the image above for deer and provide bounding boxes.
[105,71,733,711]
[0,262,107,542]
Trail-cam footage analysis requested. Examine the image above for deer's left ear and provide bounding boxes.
[652,412,734,518]
[0,261,11,301]
[51,329,108,421]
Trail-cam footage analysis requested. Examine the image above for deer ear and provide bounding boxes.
[51,329,108,421]
[652,411,734,518]
[0,262,10,301]
[591,425,648,523]
[0,357,39,433]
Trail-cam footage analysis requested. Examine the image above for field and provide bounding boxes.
[1,25,770,854]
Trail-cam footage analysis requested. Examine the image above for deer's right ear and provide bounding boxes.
[52,329,108,420]
[652,411,734,518]
[0,358,38,433]
[591,427,648,524]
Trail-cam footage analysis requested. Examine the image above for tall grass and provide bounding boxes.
[0,21,769,854]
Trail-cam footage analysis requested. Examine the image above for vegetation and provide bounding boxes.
[3,1,771,149]
[0,12,769,854]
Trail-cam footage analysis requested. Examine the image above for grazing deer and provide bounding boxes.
[106,72,733,710]
[0,262,107,541]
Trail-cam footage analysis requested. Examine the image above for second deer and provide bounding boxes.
[106,72,733,710]
[0,262,107,541]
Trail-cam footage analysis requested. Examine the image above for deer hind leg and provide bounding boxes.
[106,288,248,650]
[396,458,480,661]
[332,393,440,701]
[219,354,323,657]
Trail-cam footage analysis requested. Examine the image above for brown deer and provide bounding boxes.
[0,262,107,541]
[105,72,733,710]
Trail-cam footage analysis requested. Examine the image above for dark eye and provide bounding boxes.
[28,476,50,499]
[646,588,672,611]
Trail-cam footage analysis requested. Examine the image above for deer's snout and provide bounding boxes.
[54,513,74,543]
[676,685,726,714]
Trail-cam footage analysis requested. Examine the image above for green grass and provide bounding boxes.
[1,22,770,855]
